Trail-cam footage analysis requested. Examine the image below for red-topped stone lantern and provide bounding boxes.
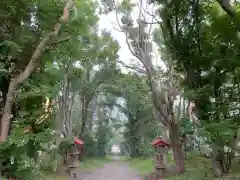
[151,137,170,178]
[74,137,84,147]
[66,137,84,178]
[74,137,84,159]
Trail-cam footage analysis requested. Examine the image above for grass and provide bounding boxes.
[39,157,111,179]
[168,153,214,180]
[119,154,240,179]
[38,171,68,180]
[79,157,112,172]
[124,152,216,179]
[122,151,175,176]
[124,157,155,176]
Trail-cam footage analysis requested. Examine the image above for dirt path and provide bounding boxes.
[81,161,141,180]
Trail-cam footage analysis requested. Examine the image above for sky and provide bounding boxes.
[98,12,137,68]
[97,8,185,125]
[97,4,141,125]
[97,2,163,122]
[96,2,183,137]
[98,1,165,71]
[111,144,121,153]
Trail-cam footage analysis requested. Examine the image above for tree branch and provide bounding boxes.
[217,0,236,17]
[113,0,171,128]
[51,35,72,45]
[216,0,240,31]
[117,60,146,74]
[0,15,13,20]
[16,0,74,85]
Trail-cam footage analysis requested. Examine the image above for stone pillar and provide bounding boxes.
[155,153,166,178]
[66,145,80,177]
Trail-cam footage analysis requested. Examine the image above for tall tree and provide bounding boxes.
[111,1,186,172]
[151,0,240,175]
[0,0,75,142]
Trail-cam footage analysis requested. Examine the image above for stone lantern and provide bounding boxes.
[74,137,84,159]
[66,137,84,177]
[151,137,170,178]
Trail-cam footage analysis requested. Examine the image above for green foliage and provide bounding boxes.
[151,0,240,174]
[106,73,162,158]
[180,117,194,135]
[95,118,112,157]
[153,0,240,138]
[0,0,104,178]
[0,127,53,179]
[3,0,240,178]
[82,134,97,157]
[58,137,75,155]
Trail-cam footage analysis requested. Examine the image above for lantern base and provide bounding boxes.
[156,168,166,179]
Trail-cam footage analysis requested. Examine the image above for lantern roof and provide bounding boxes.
[151,137,170,147]
[74,137,84,145]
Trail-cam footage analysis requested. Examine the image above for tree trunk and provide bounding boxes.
[86,98,96,132]
[0,81,16,141]
[217,0,236,18]
[79,97,89,137]
[211,146,234,177]
[169,122,185,173]
[183,137,187,159]
[0,163,2,179]
[79,108,87,137]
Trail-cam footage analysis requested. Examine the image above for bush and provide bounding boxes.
[0,135,36,179]
[0,127,54,179]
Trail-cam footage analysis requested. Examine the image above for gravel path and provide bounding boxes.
[80,161,141,180]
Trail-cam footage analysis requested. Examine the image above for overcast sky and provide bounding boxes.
[97,1,174,127]
[98,1,165,72]
[97,6,140,121]
[98,12,136,69]
[97,1,157,117]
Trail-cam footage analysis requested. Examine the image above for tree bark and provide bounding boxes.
[86,98,97,132]
[0,0,74,142]
[0,81,16,141]
[211,145,234,177]
[79,103,88,137]
[79,96,92,137]
[145,67,185,172]
[216,0,240,31]
[169,122,185,173]
[217,0,236,17]
[116,4,185,171]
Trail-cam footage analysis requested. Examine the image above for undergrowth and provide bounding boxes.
[78,157,111,172]
[38,157,111,179]
[124,152,216,179]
